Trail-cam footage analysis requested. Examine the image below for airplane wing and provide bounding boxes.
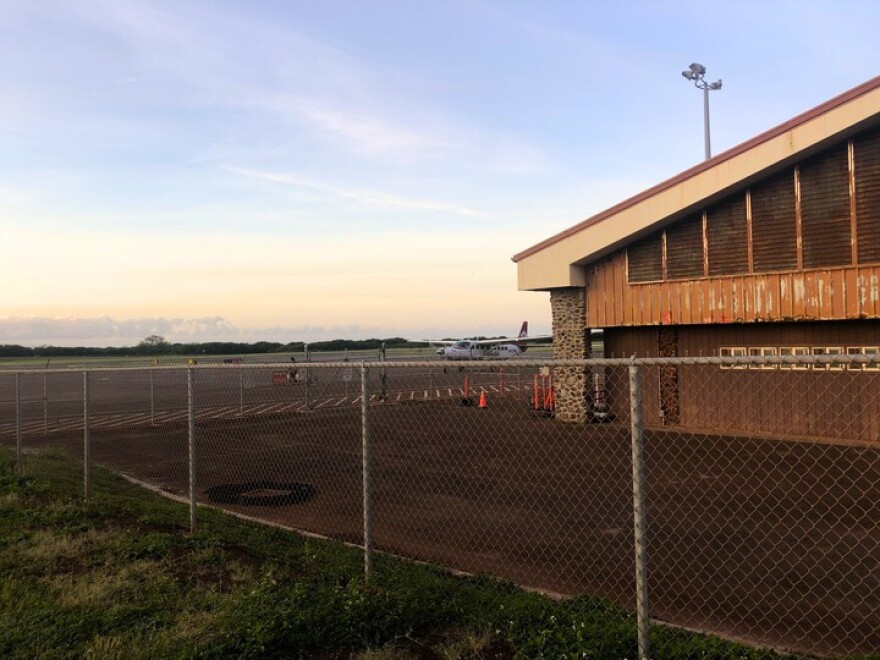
[470,334,553,346]
[410,339,458,346]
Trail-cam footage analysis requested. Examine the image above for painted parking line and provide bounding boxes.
[314,398,335,409]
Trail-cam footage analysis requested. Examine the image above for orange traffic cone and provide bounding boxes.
[478,390,488,408]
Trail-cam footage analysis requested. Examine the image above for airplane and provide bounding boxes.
[418,322,552,360]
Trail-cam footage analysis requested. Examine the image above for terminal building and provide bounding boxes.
[514,75,880,439]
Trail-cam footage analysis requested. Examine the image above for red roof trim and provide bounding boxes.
[512,74,880,263]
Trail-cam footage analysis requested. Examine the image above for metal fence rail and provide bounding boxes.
[1,355,879,658]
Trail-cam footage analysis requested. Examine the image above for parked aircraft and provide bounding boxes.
[419,322,551,360]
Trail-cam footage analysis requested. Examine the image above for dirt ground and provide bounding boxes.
[5,382,880,657]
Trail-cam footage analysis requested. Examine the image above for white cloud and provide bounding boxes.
[229,167,491,218]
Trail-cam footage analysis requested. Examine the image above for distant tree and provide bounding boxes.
[137,335,170,355]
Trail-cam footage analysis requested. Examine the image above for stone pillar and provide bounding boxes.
[550,287,589,422]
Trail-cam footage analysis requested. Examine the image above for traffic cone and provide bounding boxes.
[478,390,488,408]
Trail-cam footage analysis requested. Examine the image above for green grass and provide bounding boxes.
[0,449,786,659]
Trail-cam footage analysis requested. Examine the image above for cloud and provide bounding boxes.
[0,315,439,347]
[0,316,238,346]
[229,167,491,218]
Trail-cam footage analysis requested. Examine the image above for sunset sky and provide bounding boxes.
[3,1,880,345]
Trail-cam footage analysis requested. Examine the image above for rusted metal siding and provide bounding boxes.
[800,144,852,269]
[588,250,880,326]
[627,234,663,282]
[707,196,748,275]
[855,126,880,264]
[751,171,798,272]
[665,213,704,279]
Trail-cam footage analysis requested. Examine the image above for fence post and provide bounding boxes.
[43,371,48,435]
[361,363,373,579]
[187,367,197,532]
[629,363,650,659]
[305,343,311,410]
[239,364,244,416]
[380,342,387,401]
[149,367,155,426]
[83,371,90,501]
[15,372,22,470]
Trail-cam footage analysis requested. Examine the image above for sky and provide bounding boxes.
[3,1,880,346]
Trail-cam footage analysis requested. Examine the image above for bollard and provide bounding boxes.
[361,364,373,579]
[629,364,650,659]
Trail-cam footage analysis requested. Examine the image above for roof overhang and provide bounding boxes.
[514,75,880,291]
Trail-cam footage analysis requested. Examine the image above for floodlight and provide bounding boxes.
[680,61,722,160]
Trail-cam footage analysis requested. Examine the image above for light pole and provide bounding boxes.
[681,62,722,160]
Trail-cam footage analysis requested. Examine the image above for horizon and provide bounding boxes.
[3,1,880,345]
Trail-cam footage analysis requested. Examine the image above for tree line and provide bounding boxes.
[0,336,424,358]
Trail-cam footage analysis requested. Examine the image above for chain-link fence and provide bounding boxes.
[1,355,879,658]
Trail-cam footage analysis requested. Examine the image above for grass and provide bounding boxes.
[0,448,787,659]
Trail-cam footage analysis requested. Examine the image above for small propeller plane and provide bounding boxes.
[418,322,551,360]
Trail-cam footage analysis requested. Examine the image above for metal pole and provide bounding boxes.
[149,367,155,426]
[187,367,196,532]
[239,364,244,416]
[703,84,711,160]
[305,343,311,410]
[83,371,90,501]
[43,371,48,434]
[361,364,373,579]
[380,342,387,401]
[15,372,22,470]
[629,364,650,659]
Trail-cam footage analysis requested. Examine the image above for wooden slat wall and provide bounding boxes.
[751,171,798,272]
[665,213,704,279]
[588,251,880,326]
[855,127,880,264]
[800,144,851,269]
[627,234,663,282]
[706,197,748,275]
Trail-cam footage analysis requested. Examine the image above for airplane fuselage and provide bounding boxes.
[437,341,524,360]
